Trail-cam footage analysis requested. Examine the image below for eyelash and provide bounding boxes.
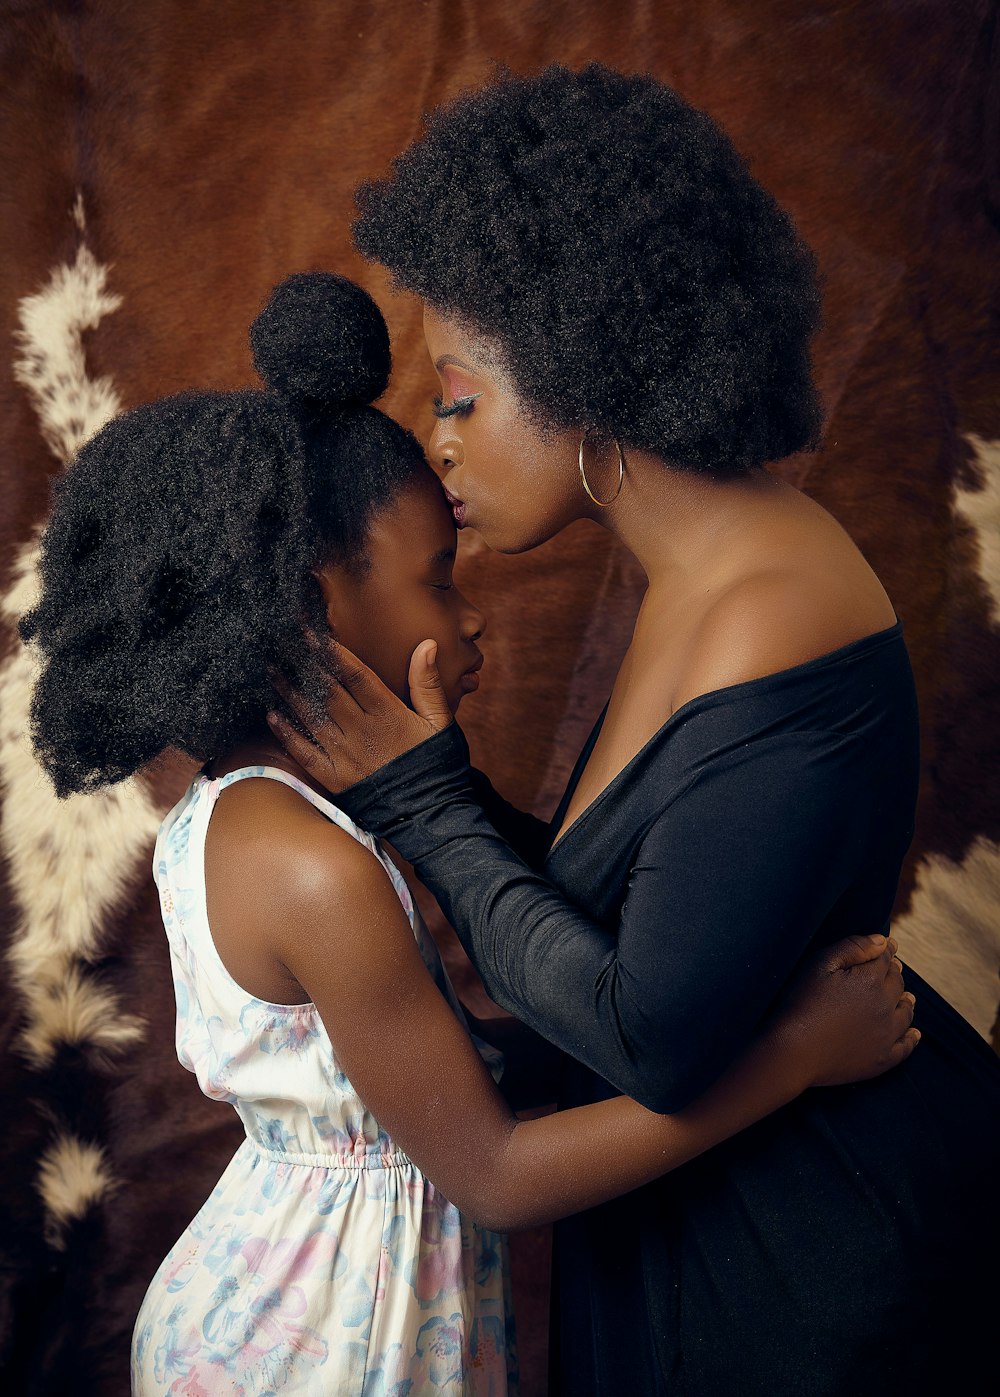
[432,393,480,419]
[431,582,454,592]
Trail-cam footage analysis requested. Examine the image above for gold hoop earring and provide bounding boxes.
[579,434,625,507]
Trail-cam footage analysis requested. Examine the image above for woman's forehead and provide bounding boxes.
[423,305,501,377]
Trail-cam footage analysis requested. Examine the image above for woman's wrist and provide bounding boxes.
[336,722,471,833]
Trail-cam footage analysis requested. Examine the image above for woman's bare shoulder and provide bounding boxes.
[672,566,897,714]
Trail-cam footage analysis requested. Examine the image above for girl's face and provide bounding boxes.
[423,306,588,553]
[317,466,486,714]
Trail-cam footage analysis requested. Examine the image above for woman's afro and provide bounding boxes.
[20,273,426,797]
[354,63,824,475]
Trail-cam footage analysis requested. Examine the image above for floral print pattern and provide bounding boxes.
[132,768,516,1395]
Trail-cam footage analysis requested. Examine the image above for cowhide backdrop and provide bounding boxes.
[1,3,998,1394]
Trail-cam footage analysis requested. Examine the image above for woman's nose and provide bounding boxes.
[428,420,462,471]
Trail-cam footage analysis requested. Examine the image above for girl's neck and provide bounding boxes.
[207,733,331,803]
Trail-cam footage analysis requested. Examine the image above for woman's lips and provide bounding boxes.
[443,486,466,528]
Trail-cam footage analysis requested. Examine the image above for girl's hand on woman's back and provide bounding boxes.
[766,934,918,1090]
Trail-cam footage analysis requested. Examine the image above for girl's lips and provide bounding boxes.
[459,652,484,693]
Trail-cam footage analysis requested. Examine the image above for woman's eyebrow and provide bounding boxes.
[434,354,476,373]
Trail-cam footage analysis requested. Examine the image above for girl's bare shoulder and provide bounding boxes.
[204,777,402,1001]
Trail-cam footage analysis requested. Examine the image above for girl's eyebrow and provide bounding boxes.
[427,546,456,565]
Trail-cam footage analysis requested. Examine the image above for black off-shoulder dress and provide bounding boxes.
[339,621,1000,1396]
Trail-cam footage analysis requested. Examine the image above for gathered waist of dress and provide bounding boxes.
[247,1136,417,1173]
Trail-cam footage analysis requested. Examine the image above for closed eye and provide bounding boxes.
[432,393,481,419]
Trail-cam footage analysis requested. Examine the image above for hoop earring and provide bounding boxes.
[579,434,625,507]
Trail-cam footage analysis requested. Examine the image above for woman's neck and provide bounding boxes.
[595,450,799,597]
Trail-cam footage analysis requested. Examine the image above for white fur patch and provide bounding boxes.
[955,433,1000,623]
[2,203,160,1244]
[13,240,123,465]
[894,835,1000,1039]
[36,1132,116,1249]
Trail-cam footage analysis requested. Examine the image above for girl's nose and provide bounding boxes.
[463,599,486,643]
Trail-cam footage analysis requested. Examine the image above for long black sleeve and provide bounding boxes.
[338,718,890,1113]
[465,765,551,867]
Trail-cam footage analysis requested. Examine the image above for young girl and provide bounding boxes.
[20,273,916,1396]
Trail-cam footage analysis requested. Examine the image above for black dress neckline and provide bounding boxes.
[545,616,904,861]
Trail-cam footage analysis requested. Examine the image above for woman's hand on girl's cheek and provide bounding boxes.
[267,637,452,794]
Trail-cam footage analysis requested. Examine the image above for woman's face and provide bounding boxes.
[318,466,486,714]
[423,306,587,553]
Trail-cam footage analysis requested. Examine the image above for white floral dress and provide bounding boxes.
[131,766,517,1397]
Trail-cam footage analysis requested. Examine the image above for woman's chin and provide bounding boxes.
[476,520,563,555]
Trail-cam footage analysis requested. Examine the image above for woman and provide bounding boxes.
[272,68,1000,1394]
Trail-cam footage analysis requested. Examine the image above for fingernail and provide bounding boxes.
[868,934,887,944]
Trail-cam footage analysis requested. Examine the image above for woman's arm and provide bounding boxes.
[465,765,551,866]
[273,684,885,1113]
[267,813,914,1232]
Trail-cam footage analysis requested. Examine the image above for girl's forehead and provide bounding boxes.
[367,470,456,565]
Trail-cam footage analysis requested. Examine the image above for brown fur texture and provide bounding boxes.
[1,4,998,1393]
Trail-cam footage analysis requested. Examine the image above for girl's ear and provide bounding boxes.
[311,562,342,630]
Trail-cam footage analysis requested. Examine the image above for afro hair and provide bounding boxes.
[354,63,824,476]
[20,272,426,797]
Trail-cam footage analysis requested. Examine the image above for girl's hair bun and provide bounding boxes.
[250,271,391,411]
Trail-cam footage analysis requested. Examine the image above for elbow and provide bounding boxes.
[461,1202,519,1234]
[604,979,721,1113]
[447,1184,523,1235]
[444,1131,541,1233]
[421,1138,517,1234]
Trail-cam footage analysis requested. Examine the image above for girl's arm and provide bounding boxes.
[265,811,915,1234]
[462,1009,565,1110]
